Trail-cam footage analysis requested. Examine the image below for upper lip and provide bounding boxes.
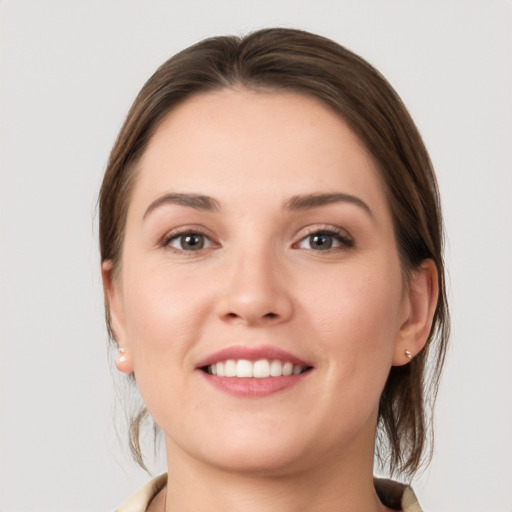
[196,345,311,369]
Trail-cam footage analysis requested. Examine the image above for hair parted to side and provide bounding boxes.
[99,27,449,477]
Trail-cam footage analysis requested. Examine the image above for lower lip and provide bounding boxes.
[199,371,311,398]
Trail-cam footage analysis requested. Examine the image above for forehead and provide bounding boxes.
[130,88,390,217]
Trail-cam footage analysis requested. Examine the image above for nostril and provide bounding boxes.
[264,312,278,318]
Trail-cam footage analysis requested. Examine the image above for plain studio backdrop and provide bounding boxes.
[0,1,510,511]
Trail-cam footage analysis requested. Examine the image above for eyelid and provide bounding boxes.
[160,225,220,252]
[292,224,355,250]
[158,223,353,253]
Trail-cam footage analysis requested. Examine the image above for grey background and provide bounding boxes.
[1,1,511,511]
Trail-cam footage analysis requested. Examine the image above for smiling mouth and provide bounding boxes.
[201,359,312,378]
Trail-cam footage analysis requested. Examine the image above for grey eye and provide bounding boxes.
[297,230,354,251]
[168,233,208,251]
[307,233,333,250]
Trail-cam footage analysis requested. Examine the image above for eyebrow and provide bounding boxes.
[143,191,372,219]
[285,193,373,217]
[143,193,221,219]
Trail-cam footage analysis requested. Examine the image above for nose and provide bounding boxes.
[216,248,293,327]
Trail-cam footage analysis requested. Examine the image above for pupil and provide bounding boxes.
[311,234,332,250]
[182,234,203,249]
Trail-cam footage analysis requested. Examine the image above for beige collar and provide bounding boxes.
[115,473,423,512]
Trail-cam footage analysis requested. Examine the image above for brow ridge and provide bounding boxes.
[144,191,371,219]
[285,193,372,216]
[144,193,220,219]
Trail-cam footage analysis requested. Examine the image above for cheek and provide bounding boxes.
[121,260,212,369]
[301,264,404,444]
[119,262,216,427]
[303,258,404,377]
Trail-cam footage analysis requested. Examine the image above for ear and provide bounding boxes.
[101,260,134,374]
[393,259,439,366]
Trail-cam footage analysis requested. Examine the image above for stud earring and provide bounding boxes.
[404,349,413,360]
[115,347,133,374]
[118,347,127,363]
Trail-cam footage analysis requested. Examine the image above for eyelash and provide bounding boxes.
[160,225,354,254]
[161,228,216,254]
[293,226,354,252]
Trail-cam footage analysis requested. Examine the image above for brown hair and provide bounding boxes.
[99,27,449,477]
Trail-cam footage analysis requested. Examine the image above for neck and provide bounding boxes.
[161,435,391,512]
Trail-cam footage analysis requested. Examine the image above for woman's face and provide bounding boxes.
[105,89,415,474]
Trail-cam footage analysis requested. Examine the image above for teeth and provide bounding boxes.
[292,365,302,375]
[236,359,253,378]
[225,359,236,377]
[269,360,282,377]
[253,359,270,378]
[207,359,306,378]
[282,362,293,376]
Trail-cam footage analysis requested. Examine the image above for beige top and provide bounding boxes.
[115,474,423,512]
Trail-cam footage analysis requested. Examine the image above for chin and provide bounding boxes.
[201,444,309,477]
[166,420,315,476]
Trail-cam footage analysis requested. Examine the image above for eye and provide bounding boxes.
[164,232,213,251]
[296,229,354,251]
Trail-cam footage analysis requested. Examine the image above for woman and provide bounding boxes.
[99,28,448,512]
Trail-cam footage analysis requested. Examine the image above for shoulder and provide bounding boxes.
[374,477,424,512]
[115,474,423,512]
[114,474,167,512]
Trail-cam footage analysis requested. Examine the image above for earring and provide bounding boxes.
[404,349,413,360]
[118,347,127,363]
[115,347,133,374]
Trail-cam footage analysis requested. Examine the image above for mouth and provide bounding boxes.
[201,358,312,378]
[196,345,313,397]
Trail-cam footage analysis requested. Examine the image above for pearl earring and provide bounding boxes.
[118,347,127,363]
[404,349,413,360]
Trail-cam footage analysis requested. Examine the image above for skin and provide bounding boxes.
[103,89,438,512]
